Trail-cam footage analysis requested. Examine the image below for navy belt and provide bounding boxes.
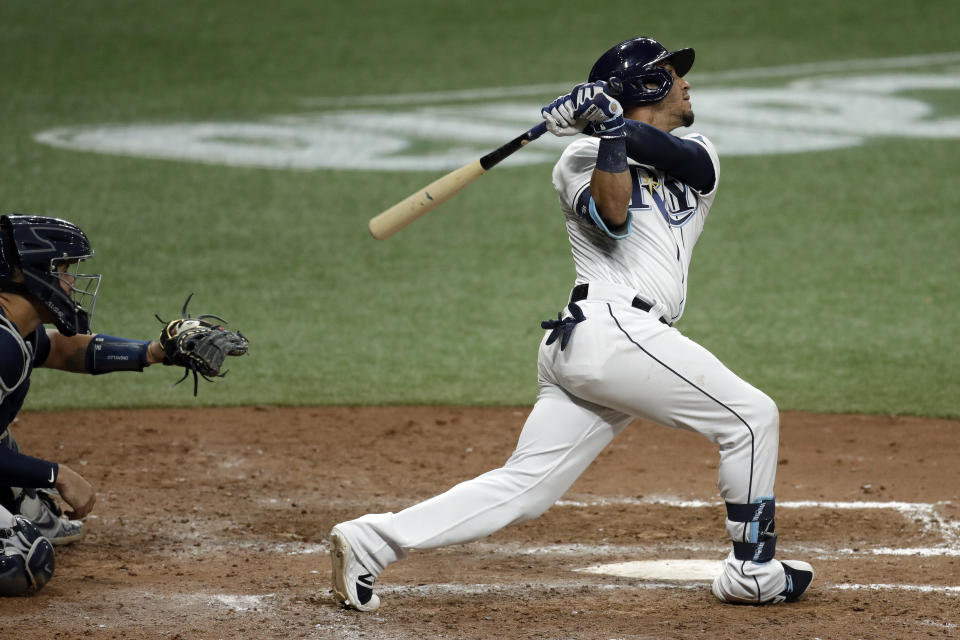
[569,283,670,326]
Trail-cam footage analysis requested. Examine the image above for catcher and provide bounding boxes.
[0,214,247,596]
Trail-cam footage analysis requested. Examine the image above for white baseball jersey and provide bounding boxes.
[551,133,720,324]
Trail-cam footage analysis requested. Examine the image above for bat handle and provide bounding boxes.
[527,121,549,139]
[476,81,619,171]
[480,122,548,170]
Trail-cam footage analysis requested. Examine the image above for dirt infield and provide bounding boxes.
[1,406,957,639]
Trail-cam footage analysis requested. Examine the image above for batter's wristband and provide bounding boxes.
[85,335,150,375]
[595,137,627,173]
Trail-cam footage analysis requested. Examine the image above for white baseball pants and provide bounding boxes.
[337,281,787,601]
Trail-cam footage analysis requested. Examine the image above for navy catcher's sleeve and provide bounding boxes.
[623,121,715,193]
[0,446,57,488]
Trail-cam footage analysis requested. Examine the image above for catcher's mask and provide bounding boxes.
[0,214,101,336]
[588,36,695,108]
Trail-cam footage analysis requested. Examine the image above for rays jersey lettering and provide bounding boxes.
[629,168,698,228]
[551,132,720,323]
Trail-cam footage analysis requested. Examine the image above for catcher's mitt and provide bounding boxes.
[157,294,249,395]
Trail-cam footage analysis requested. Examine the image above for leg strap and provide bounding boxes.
[725,498,775,523]
[726,498,777,563]
[732,533,777,562]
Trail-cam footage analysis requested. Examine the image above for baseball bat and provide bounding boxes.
[368,122,548,240]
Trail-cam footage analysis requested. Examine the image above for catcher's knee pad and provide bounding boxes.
[0,516,56,596]
[725,497,776,563]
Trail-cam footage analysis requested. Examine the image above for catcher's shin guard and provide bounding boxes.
[0,516,55,596]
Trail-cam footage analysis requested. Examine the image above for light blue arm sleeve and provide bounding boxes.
[576,187,632,239]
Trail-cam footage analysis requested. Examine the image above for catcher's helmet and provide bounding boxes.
[0,215,101,336]
[588,36,695,107]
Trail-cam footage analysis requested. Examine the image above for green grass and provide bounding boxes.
[2,0,959,416]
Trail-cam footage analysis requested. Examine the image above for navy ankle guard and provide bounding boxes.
[726,498,777,563]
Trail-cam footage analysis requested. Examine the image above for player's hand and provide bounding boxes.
[542,91,583,137]
[54,463,96,519]
[572,82,625,139]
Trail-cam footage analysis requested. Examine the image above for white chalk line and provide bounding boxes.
[189,581,960,604]
[266,539,960,559]
[556,496,952,511]
[833,583,960,596]
[209,592,276,612]
[299,51,960,107]
[145,496,957,559]
[119,494,955,565]
[378,580,960,599]
[556,495,960,549]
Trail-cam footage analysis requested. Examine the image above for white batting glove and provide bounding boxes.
[572,82,625,139]
[541,92,583,137]
[572,82,623,123]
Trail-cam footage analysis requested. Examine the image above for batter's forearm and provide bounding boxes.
[590,169,632,227]
[590,137,632,227]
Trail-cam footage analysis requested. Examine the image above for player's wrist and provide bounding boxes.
[596,136,627,173]
[85,335,151,374]
[146,340,166,366]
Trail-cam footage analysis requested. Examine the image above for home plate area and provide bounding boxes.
[558,496,959,595]
[577,558,723,581]
[1,406,957,639]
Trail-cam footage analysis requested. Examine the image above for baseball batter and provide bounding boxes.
[331,36,813,610]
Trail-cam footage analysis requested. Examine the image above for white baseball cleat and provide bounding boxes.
[330,526,380,611]
[712,558,814,604]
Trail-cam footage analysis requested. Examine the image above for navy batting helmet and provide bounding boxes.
[588,37,695,107]
[0,214,101,336]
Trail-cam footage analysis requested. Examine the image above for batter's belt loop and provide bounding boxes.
[569,283,671,326]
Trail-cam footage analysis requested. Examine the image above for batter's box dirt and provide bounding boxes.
[0,406,957,639]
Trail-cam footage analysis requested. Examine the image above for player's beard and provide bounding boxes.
[682,108,695,127]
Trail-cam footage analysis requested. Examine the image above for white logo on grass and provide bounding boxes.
[33,53,960,171]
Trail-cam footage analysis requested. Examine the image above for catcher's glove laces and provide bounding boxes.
[156,293,249,396]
